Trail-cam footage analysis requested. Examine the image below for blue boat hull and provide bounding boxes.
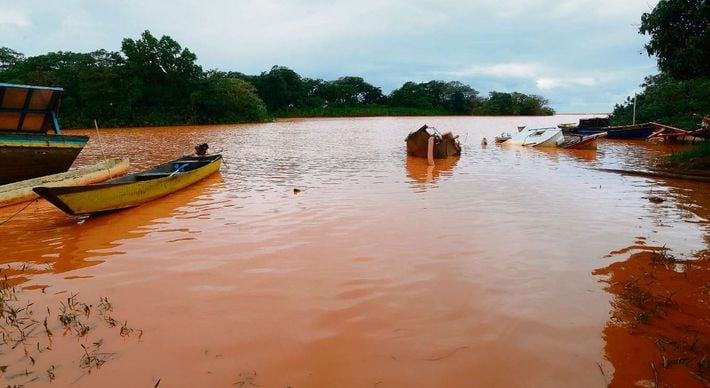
[565,123,655,139]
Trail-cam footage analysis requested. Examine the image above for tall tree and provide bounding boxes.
[249,65,308,112]
[640,0,710,79]
[314,76,385,106]
[191,72,268,124]
[389,80,482,114]
[0,47,24,75]
[120,30,203,122]
[389,82,434,109]
[610,73,710,128]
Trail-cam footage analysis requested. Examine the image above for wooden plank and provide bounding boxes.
[649,121,690,133]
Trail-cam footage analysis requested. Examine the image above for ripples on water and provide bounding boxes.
[0,116,708,387]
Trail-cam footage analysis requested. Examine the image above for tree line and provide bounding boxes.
[610,0,709,129]
[0,31,554,129]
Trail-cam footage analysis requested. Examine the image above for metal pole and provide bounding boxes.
[632,94,637,125]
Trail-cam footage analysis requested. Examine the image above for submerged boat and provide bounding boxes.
[0,157,129,208]
[34,154,222,215]
[405,125,461,159]
[502,127,564,147]
[559,132,607,149]
[495,132,512,143]
[0,83,89,184]
[561,117,655,139]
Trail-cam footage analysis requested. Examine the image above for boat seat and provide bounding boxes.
[134,172,174,181]
[172,161,204,169]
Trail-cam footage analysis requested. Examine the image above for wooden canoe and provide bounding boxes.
[33,154,222,215]
[0,157,129,208]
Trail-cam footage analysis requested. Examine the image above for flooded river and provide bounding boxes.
[1,116,708,387]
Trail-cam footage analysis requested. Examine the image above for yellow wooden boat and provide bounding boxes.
[33,154,222,215]
[0,157,129,208]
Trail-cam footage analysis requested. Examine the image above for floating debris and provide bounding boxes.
[647,196,665,203]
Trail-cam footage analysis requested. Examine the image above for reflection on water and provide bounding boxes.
[0,116,707,387]
[405,155,459,189]
[0,175,224,281]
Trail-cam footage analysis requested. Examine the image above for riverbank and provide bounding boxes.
[595,249,710,387]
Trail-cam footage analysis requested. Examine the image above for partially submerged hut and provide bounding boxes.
[405,125,462,161]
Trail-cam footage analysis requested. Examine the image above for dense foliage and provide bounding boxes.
[640,0,710,80]
[611,0,709,128]
[1,31,555,128]
[610,74,710,128]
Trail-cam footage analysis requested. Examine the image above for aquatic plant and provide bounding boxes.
[595,249,710,386]
[665,141,710,169]
[0,269,142,385]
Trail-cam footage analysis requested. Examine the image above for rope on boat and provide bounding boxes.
[94,120,112,177]
[168,164,187,177]
[0,199,38,226]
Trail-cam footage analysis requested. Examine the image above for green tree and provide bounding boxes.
[0,47,24,76]
[249,65,308,112]
[610,73,710,129]
[191,72,268,123]
[389,82,434,109]
[388,80,482,114]
[478,92,515,114]
[640,0,710,79]
[438,81,481,114]
[120,30,203,123]
[476,92,554,115]
[611,0,709,127]
[314,76,385,106]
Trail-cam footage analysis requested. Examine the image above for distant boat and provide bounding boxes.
[34,154,222,215]
[405,125,461,159]
[502,127,564,147]
[561,117,655,139]
[0,157,129,208]
[0,83,89,184]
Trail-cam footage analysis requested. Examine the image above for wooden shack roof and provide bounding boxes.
[0,83,64,134]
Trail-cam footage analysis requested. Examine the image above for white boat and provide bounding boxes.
[494,132,512,143]
[502,127,564,147]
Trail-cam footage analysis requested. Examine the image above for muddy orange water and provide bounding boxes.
[1,116,708,387]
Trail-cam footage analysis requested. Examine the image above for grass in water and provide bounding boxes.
[665,142,710,169]
[0,268,142,385]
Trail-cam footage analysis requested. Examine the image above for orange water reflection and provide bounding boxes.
[0,116,707,387]
[0,174,223,282]
[594,249,710,387]
[405,155,459,188]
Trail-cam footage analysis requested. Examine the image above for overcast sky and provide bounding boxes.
[2,0,659,112]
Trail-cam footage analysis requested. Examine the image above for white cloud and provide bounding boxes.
[477,0,656,21]
[0,9,31,28]
[445,63,544,78]
[536,77,597,90]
